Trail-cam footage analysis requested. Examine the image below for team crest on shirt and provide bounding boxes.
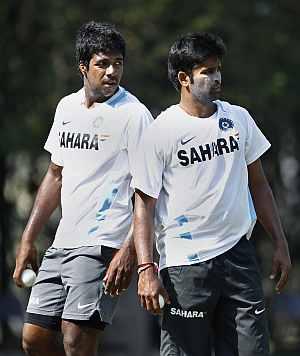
[219,117,234,131]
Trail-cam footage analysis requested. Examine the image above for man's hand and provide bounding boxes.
[103,245,136,296]
[270,241,292,293]
[13,241,38,288]
[138,267,170,315]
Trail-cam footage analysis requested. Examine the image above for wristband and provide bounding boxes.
[137,262,158,275]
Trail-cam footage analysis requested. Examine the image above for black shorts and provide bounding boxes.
[160,236,270,356]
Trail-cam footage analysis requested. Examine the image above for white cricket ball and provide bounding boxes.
[21,269,36,287]
[158,294,165,309]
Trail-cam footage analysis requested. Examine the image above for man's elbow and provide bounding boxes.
[48,163,63,186]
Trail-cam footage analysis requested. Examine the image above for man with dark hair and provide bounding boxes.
[134,32,291,355]
[13,21,153,356]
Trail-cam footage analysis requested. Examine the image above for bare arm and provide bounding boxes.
[13,162,62,286]
[248,159,291,292]
[103,222,137,296]
[134,190,156,265]
[134,189,169,314]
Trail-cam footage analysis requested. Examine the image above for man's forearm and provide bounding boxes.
[251,182,287,246]
[22,163,62,243]
[133,191,156,264]
[121,223,136,256]
[248,159,288,247]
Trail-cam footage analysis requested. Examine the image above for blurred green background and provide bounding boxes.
[1,0,300,355]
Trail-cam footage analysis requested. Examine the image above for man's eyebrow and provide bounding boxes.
[95,56,123,62]
[94,58,108,63]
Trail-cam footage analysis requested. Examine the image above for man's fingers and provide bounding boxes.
[13,263,26,287]
[140,296,146,309]
[145,296,155,314]
[276,266,289,293]
[270,260,279,280]
[109,268,125,296]
[31,259,39,274]
[116,275,129,295]
[104,269,116,294]
[114,269,122,289]
[13,269,23,288]
[161,288,171,305]
[152,296,161,314]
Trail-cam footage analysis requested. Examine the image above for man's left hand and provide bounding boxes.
[270,241,292,293]
[103,245,136,296]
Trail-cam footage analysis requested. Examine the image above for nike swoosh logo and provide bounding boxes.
[254,308,265,315]
[62,121,71,125]
[181,136,196,145]
[77,302,94,310]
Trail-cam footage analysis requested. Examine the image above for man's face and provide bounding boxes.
[81,51,124,99]
[189,56,222,104]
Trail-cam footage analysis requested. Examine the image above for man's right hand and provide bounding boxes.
[138,266,170,315]
[13,241,38,287]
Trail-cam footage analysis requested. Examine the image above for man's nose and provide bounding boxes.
[106,64,115,75]
[214,71,221,83]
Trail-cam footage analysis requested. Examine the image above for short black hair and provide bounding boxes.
[75,21,126,69]
[168,32,226,91]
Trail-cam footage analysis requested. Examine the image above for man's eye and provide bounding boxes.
[97,61,109,68]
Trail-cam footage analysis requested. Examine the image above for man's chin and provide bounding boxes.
[103,86,119,97]
[93,86,119,103]
[211,91,221,101]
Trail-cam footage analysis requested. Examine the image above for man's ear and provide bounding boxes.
[178,71,191,88]
[79,62,87,77]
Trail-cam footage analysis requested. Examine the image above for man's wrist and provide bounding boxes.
[137,262,158,275]
[271,234,288,248]
[21,237,35,245]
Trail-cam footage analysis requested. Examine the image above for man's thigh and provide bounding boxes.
[214,237,270,356]
[26,246,66,326]
[61,245,119,326]
[160,263,219,356]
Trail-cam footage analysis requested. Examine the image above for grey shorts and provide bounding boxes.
[160,236,270,356]
[26,245,118,328]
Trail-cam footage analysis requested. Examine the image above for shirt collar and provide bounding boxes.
[78,86,125,107]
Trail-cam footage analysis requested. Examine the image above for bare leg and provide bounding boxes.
[62,320,102,356]
[22,323,65,356]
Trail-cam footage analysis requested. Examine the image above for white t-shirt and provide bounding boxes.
[134,100,270,270]
[45,86,153,248]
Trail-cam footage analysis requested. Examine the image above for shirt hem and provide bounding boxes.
[134,184,159,199]
[159,234,244,272]
[51,240,123,250]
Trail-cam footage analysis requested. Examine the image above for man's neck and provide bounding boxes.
[83,86,119,108]
[179,92,217,118]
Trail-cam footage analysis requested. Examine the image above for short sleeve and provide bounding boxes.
[44,101,64,166]
[126,106,154,176]
[244,110,271,165]
[133,125,164,199]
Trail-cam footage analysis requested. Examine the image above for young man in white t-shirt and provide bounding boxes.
[13,21,153,356]
[134,32,291,355]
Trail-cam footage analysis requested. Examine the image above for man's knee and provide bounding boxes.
[62,320,101,355]
[22,325,43,356]
[22,334,35,355]
[63,333,80,354]
[22,323,60,355]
